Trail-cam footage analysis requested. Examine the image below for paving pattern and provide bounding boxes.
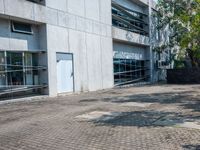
[0,84,200,150]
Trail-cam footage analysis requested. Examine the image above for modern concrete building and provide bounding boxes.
[0,0,160,99]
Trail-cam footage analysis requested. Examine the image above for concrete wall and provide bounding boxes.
[0,18,48,93]
[0,0,113,96]
[0,18,41,51]
[113,42,149,60]
[45,0,113,96]
[0,0,157,97]
[112,27,150,46]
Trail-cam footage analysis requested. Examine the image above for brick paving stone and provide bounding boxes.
[0,84,200,150]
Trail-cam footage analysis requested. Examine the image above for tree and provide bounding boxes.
[155,0,200,68]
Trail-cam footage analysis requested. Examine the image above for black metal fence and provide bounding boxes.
[167,68,200,84]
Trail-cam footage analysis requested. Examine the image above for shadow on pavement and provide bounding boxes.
[100,90,200,112]
[102,91,192,103]
[88,90,200,127]
[92,110,182,127]
[91,110,200,128]
[182,144,200,150]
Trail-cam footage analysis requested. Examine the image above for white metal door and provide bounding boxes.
[57,54,74,93]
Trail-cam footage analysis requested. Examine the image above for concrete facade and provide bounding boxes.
[0,0,158,97]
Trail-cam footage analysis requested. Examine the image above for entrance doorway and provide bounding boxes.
[56,53,74,94]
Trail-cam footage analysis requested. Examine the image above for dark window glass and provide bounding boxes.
[0,52,5,72]
[12,22,33,34]
[114,58,149,85]
[7,52,23,86]
[0,52,6,89]
[27,0,44,4]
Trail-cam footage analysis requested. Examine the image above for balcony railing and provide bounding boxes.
[112,1,149,36]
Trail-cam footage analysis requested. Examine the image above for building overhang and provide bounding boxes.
[130,0,156,9]
[112,26,150,47]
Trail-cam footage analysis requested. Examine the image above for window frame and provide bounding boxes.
[11,21,33,35]
[26,0,45,5]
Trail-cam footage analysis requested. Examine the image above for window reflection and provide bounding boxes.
[0,52,6,88]
[114,58,149,85]
[0,51,46,90]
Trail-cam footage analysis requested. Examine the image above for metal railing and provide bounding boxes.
[112,1,149,35]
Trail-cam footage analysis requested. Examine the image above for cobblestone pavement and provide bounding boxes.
[0,84,200,150]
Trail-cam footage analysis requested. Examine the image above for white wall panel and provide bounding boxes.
[69,29,88,92]
[46,0,67,12]
[101,37,114,89]
[34,4,46,23]
[47,25,69,52]
[93,22,101,35]
[86,33,102,91]
[68,0,85,17]
[4,0,34,20]
[58,11,67,27]
[100,0,112,25]
[0,37,9,50]
[76,16,85,32]
[46,8,58,25]
[85,19,93,33]
[85,0,100,21]
[66,13,76,29]
[0,0,4,14]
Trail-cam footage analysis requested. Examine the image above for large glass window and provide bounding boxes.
[7,52,24,86]
[24,52,33,85]
[0,52,6,89]
[0,51,47,99]
[114,58,149,85]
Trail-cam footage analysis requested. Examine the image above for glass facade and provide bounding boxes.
[0,52,6,88]
[114,58,150,85]
[0,51,47,99]
[112,1,150,85]
[7,52,24,86]
[112,1,148,35]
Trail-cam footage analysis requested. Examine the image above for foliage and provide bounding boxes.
[155,0,200,67]
[174,60,185,69]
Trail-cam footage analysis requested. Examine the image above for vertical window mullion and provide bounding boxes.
[23,52,25,86]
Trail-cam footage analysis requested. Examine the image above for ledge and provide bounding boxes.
[112,26,150,46]
[0,0,52,24]
[130,0,156,9]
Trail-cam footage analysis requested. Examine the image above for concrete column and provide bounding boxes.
[148,0,154,83]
